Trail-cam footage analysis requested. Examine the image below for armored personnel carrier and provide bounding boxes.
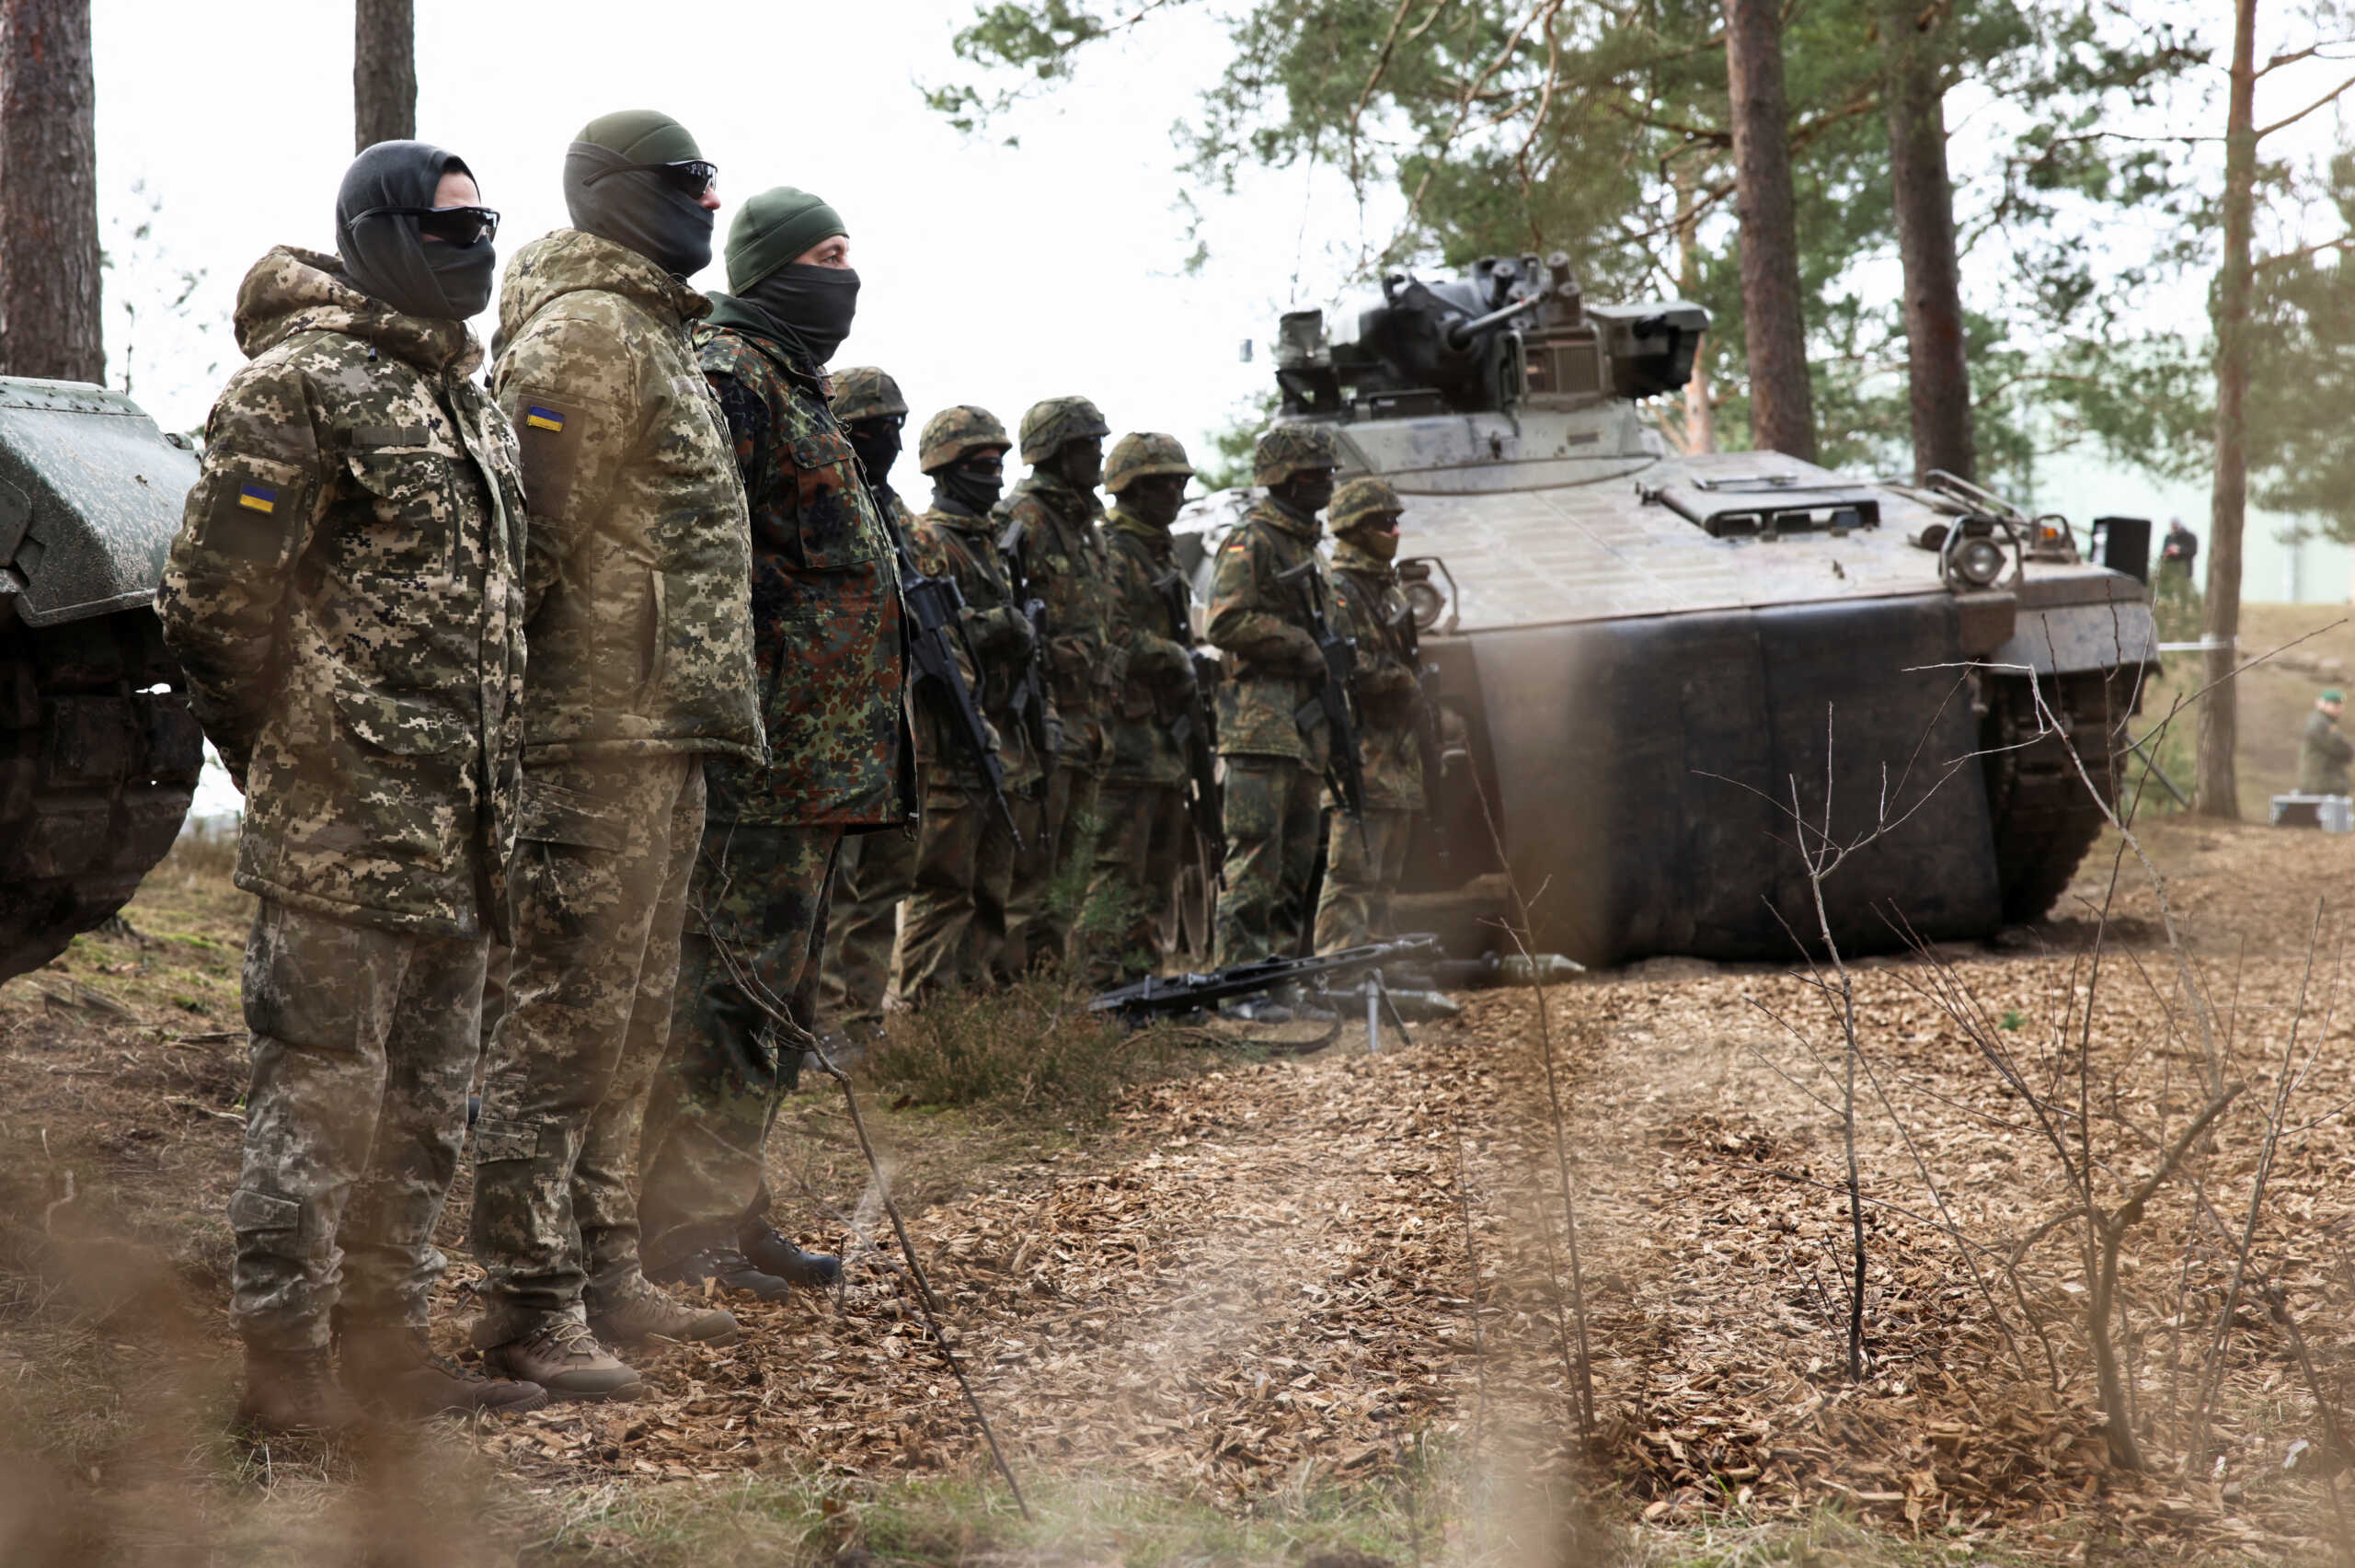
[0,379,203,982]
[1178,255,2155,965]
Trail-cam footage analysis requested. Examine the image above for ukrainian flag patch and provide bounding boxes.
[236,482,277,514]
[524,406,566,432]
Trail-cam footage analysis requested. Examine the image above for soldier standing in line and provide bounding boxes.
[636,189,906,1302]
[157,141,548,1431]
[1000,397,1122,971]
[469,110,759,1401]
[1205,426,1342,1002]
[1080,432,1202,986]
[1313,478,1425,952]
[818,365,924,1032]
[896,406,1048,996]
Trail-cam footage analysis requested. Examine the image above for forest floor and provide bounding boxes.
[2,797,2352,1564]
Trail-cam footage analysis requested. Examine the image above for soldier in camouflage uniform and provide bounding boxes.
[1207,425,1343,981]
[1000,397,1122,971]
[896,406,1049,996]
[635,189,904,1301]
[469,111,760,1400]
[1079,433,1201,986]
[156,142,548,1432]
[818,365,923,1028]
[1313,478,1426,952]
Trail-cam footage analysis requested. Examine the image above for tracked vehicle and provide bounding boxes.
[1178,255,2155,965]
[0,379,203,982]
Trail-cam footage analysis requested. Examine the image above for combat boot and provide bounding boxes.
[476,1319,643,1402]
[588,1272,741,1345]
[649,1245,794,1303]
[237,1345,365,1436]
[339,1324,551,1419]
[740,1225,843,1289]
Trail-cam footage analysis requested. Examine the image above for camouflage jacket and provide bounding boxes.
[908,498,1045,795]
[693,301,910,827]
[156,246,526,939]
[1099,507,1195,787]
[2300,708,2354,795]
[997,471,1122,768]
[1327,540,1425,812]
[1206,496,1333,771]
[491,228,760,768]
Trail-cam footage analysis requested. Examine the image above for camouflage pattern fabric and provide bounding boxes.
[1212,758,1323,967]
[917,404,1010,473]
[638,823,841,1270]
[490,227,761,767]
[1206,496,1335,771]
[2300,708,2354,795]
[896,783,1042,999]
[157,246,526,940]
[1079,780,1188,986]
[1017,395,1109,464]
[227,899,488,1352]
[1000,468,1120,767]
[1008,759,1102,972]
[468,754,705,1342]
[829,364,907,422]
[693,301,910,826]
[819,818,920,1024]
[1327,538,1427,813]
[1102,430,1191,495]
[1313,806,1415,953]
[905,502,1045,793]
[1252,422,1338,486]
[1098,507,1194,789]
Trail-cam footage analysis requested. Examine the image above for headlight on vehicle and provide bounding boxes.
[1952,535,2007,589]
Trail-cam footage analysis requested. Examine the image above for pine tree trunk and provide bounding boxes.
[0,0,101,383]
[2196,0,2257,821]
[1880,0,1973,483]
[1722,0,1816,461]
[1675,163,1717,454]
[353,0,416,153]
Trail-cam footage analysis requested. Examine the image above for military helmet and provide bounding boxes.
[1018,395,1111,464]
[1104,431,1194,495]
[1330,476,1404,534]
[918,405,1012,474]
[831,366,908,424]
[1253,423,1339,486]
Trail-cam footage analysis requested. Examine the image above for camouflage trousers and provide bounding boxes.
[228,899,488,1352]
[1313,807,1415,953]
[1077,779,1189,987]
[468,754,703,1341]
[897,783,1041,1000]
[637,822,841,1272]
[817,819,920,1026]
[1213,757,1323,967]
[1005,756,1101,971]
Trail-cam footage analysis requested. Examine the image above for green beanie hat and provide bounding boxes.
[726,186,846,293]
[2325,689,2345,704]
[573,109,702,165]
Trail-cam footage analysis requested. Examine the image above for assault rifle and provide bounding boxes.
[1276,556,1369,848]
[1087,933,1442,1021]
[871,486,1021,847]
[994,511,1055,759]
[1152,567,1225,877]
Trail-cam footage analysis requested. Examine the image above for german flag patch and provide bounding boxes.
[523,406,566,433]
[236,482,278,514]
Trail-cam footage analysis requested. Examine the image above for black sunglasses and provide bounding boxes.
[589,159,718,199]
[353,204,500,246]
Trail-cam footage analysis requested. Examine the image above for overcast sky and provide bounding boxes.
[93,0,1378,485]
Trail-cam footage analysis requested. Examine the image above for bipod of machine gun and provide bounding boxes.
[1087,933,1442,1052]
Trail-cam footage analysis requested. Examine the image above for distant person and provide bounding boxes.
[468,109,758,1402]
[2300,689,2352,796]
[156,141,547,1432]
[2159,517,2199,579]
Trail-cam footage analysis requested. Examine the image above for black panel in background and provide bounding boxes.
[2096,517,2152,585]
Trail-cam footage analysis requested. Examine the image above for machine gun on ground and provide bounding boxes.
[1153,567,1225,878]
[1088,933,1441,1024]
[873,490,1021,847]
[1276,557,1368,849]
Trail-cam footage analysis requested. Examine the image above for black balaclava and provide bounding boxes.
[564,109,714,278]
[740,266,860,365]
[847,417,902,493]
[1273,470,1337,520]
[726,187,857,364]
[1120,474,1187,532]
[335,140,495,321]
[936,450,1005,516]
[1050,436,1105,494]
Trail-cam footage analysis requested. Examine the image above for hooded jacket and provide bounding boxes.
[156,246,527,938]
[490,227,760,770]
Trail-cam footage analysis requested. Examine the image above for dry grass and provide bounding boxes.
[860,975,1201,1120]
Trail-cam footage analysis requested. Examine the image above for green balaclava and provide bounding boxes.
[723,186,857,364]
[563,109,713,278]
